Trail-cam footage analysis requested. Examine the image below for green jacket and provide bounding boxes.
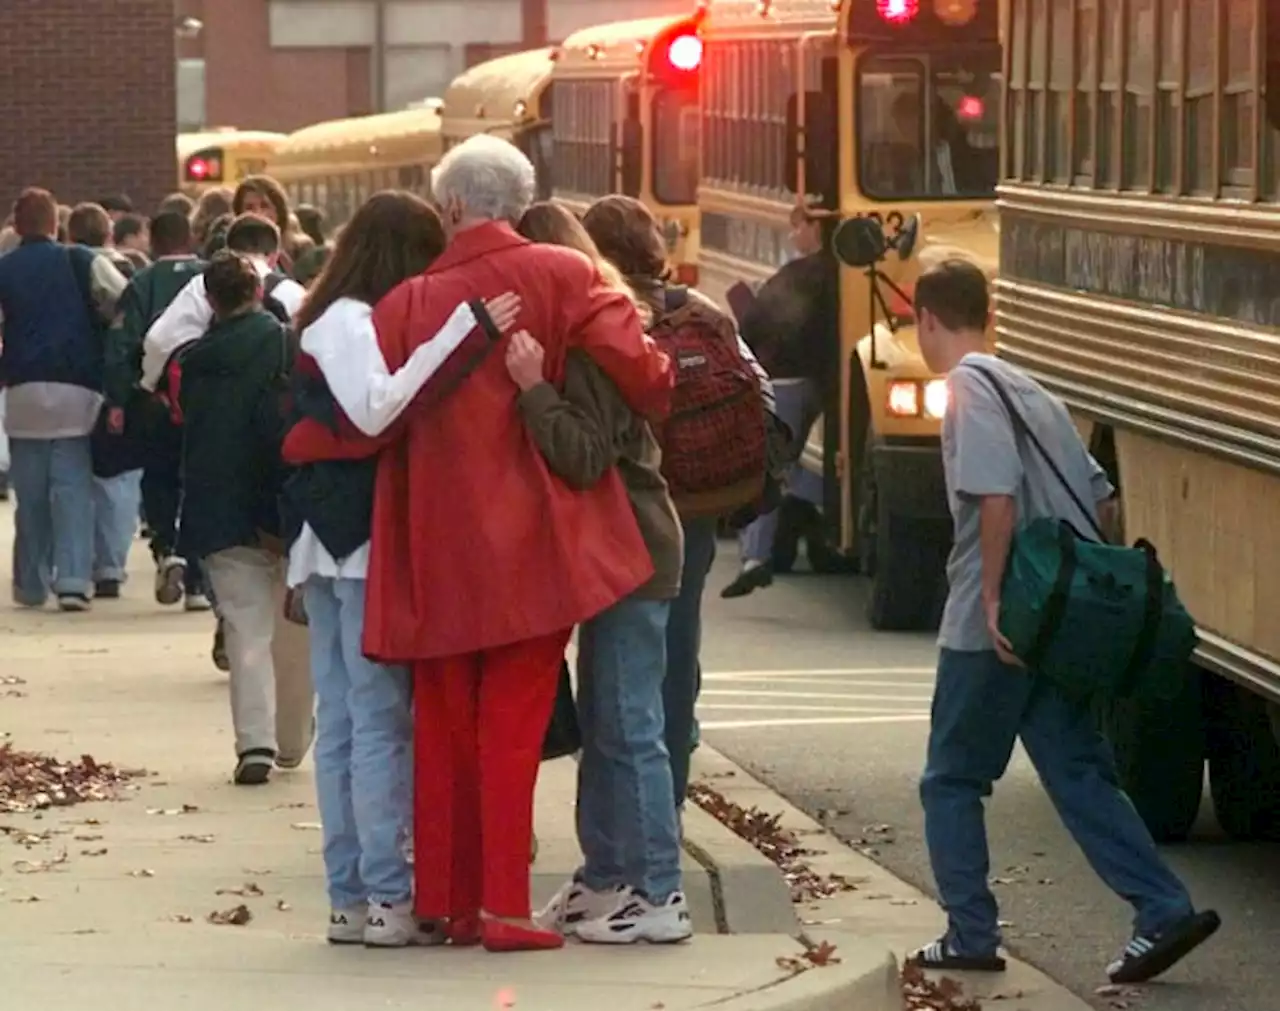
[104,256,207,407]
[176,306,292,560]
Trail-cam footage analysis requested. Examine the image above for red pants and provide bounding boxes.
[412,628,570,922]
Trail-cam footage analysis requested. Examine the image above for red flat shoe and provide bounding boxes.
[448,916,481,947]
[481,918,564,952]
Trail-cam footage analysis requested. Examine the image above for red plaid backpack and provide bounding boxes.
[649,286,768,517]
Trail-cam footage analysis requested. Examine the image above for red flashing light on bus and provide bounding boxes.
[187,158,210,180]
[877,0,920,23]
[956,95,984,120]
[185,154,221,182]
[666,34,703,72]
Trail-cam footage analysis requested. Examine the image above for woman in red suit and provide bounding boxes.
[283,135,672,951]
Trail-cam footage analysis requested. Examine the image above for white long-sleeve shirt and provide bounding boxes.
[140,257,306,391]
[285,296,479,587]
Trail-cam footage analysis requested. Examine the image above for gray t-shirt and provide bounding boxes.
[939,352,1114,651]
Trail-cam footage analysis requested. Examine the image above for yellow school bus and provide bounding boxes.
[176,129,286,196]
[551,15,704,284]
[998,0,1280,843]
[440,48,556,198]
[697,0,1000,628]
[268,107,444,227]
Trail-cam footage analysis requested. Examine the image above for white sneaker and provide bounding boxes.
[184,592,212,612]
[535,876,625,935]
[327,905,365,945]
[575,888,693,945]
[364,899,445,947]
[154,556,186,606]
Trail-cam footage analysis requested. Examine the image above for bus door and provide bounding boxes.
[618,74,643,198]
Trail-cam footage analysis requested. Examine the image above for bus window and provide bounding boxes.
[652,88,699,205]
[857,52,1000,200]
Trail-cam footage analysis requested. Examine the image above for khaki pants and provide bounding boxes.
[205,546,314,761]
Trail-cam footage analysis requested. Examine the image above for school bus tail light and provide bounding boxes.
[886,381,921,417]
[877,0,920,24]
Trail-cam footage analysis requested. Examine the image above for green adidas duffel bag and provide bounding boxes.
[998,517,1199,702]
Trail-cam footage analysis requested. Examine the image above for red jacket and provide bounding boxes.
[284,222,674,663]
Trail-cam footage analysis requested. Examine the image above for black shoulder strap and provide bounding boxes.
[663,284,689,313]
[962,360,1106,542]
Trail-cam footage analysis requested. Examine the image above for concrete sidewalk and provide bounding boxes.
[0,518,900,1011]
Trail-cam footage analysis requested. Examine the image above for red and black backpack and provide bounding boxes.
[648,286,768,517]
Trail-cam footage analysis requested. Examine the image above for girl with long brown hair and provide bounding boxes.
[514,200,691,945]
[285,190,519,948]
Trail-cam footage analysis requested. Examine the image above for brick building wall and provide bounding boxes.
[0,0,177,215]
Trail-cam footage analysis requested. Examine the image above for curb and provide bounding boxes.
[700,947,902,1011]
[689,745,1099,1011]
[681,801,798,935]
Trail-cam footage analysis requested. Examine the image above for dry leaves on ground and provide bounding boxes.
[216,882,264,898]
[0,744,145,813]
[1096,984,1146,1009]
[901,962,982,1011]
[775,941,843,976]
[145,804,199,816]
[178,834,216,844]
[14,851,68,873]
[687,783,858,903]
[207,904,253,926]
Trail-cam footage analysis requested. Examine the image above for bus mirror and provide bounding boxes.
[896,213,922,261]
[832,216,887,268]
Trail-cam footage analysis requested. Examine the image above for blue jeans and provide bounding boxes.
[9,436,94,604]
[576,595,682,902]
[739,379,821,564]
[305,576,413,908]
[92,470,142,582]
[920,649,1193,956]
[665,515,718,805]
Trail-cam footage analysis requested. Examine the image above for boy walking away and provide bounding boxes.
[104,211,211,612]
[67,203,143,599]
[909,260,1219,985]
[0,189,128,611]
[175,251,313,785]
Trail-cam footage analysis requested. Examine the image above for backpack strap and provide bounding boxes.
[663,285,689,313]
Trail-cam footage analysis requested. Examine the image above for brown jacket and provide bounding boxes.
[518,350,683,600]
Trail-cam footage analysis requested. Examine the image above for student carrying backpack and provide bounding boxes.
[647,284,774,520]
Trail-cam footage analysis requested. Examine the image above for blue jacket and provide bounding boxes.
[0,237,104,391]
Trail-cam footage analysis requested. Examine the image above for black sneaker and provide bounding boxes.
[234,749,276,786]
[94,579,121,599]
[720,563,773,599]
[1107,910,1221,984]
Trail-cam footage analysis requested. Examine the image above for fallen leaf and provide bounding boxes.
[242,868,272,876]
[145,804,199,817]
[14,851,69,873]
[165,914,194,924]
[276,899,291,911]
[70,928,99,935]
[178,834,216,844]
[216,882,264,898]
[80,848,109,857]
[290,822,322,831]
[128,868,156,878]
[901,960,982,1011]
[0,676,26,685]
[11,895,42,903]
[686,784,858,903]
[890,898,919,906]
[272,802,310,810]
[775,955,809,975]
[73,834,103,842]
[208,904,252,926]
[804,940,841,967]
[0,746,136,814]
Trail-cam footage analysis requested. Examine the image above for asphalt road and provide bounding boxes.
[696,543,1278,1011]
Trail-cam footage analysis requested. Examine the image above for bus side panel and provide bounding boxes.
[1115,430,1280,671]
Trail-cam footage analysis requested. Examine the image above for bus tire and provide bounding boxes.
[1205,675,1280,842]
[1095,667,1204,843]
[866,506,946,631]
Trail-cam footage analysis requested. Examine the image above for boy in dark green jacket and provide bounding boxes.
[104,210,215,618]
[177,250,312,786]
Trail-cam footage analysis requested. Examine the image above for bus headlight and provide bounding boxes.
[923,379,949,419]
[886,381,921,417]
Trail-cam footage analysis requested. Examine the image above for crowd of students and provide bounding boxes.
[0,135,1223,985]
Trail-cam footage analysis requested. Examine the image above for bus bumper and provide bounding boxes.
[871,437,950,521]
